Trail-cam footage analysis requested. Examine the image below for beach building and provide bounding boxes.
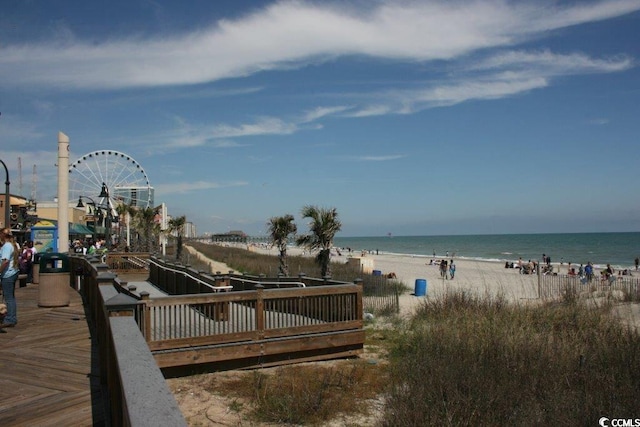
[211,230,247,243]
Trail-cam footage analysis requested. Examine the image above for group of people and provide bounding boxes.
[0,233,116,333]
[72,238,110,261]
[428,258,456,280]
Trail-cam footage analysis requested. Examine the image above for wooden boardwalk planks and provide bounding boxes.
[0,282,106,426]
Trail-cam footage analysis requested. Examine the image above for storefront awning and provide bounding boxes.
[69,222,94,235]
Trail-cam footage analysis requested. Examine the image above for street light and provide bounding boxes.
[97,182,117,239]
[0,159,10,230]
[77,196,101,240]
[98,182,109,198]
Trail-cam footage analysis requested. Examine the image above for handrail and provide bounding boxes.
[232,278,306,287]
[69,255,187,426]
[147,258,232,291]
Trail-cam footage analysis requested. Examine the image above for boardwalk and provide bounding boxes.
[0,282,106,426]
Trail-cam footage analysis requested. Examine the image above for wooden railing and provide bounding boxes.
[105,251,150,273]
[70,253,365,423]
[145,257,364,371]
[69,255,187,427]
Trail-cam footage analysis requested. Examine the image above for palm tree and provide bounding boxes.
[296,205,342,278]
[131,206,158,252]
[168,215,187,261]
[115,203,134,250]
[267,214,297,276]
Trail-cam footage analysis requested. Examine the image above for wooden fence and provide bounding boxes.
[361,275,401,314]
[538,272,640,300]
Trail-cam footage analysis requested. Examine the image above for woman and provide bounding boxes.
[0,228,20,328]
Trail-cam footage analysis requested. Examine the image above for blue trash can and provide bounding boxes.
[415,279,427,296]
[372,270,382,276]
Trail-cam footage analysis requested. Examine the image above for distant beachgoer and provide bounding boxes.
[440,260,448,279]
[585,262,594,282]
[542,254,546,264]
[449,261,456,279]
[635,257,639,271]
[604,264,614,283]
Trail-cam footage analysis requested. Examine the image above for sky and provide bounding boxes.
[1,0,639,238]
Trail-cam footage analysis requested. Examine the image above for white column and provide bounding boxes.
[57,132,70,253]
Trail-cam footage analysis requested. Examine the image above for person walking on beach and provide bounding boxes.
[635,257,639,271]
[449,260,456,280]
[440,259,448,279]
[0,228,20,330]
[585,262,594,282]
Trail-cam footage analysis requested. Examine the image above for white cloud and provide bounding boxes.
[413,75,549,107]
[348,154,406,162]
[346,105,393,118]
[343,48,632,114]
[211,117,298,138]
[155,180,248,194]
[301,106,351,123]
[2,0,638,89]
[475,50,634,75]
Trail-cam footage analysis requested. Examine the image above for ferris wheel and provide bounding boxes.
[68,150,153,214]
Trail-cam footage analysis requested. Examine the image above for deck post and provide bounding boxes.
[354,279,364,318]
[255,284,265,339]
[139,291,152,341]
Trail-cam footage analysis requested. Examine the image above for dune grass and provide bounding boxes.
[177,243,640,425]
[382,291,640,426]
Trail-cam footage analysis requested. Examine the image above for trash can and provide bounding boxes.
[414,279,427,297]
[32,253,41,284]
[38,253,71,307]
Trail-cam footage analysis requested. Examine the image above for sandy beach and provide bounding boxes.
[186,242,640,322]
[192,243,549,317]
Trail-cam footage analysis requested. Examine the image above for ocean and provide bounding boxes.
[334,232,640,270]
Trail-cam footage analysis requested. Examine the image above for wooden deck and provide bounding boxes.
[0,282,106,426]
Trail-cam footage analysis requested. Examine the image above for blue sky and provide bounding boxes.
[1,0,639,237]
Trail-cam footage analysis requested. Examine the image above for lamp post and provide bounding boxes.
[77,196,99,242]
[0,159,9,230]
[98,182,116,244]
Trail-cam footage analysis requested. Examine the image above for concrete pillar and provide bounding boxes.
[57,132,69,253]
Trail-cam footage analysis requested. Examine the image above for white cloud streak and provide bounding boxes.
[1,0,638,89]
[155,180,248,195]
[358,154,406,162]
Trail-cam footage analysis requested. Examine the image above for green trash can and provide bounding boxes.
[38,253,71,307]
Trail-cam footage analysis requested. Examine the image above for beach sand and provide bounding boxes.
[194,243,545,317]
[187,243,639,323]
